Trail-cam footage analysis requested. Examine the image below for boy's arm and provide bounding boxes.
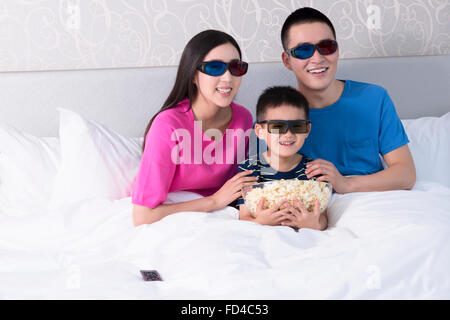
[305,145,415,193]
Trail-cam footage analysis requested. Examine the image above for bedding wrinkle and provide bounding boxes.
[1,110,450,299]
[1,184,450,298]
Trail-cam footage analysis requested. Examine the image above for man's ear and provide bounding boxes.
[282,52,292,71]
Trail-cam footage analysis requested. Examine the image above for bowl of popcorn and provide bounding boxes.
[242,179,333,216]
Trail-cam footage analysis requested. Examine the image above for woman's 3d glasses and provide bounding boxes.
[258,120,311,134]
[285,39,338,59]
[197,59,248,77]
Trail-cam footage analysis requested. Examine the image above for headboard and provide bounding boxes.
[1,55,448,137]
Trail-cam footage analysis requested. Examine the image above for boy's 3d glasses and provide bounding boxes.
[286,39,338,59]
[258,120,311,134]
[197,59,248,77]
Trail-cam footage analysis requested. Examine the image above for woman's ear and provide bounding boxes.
[193,73,198,86]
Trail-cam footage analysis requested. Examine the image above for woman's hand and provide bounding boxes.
[208,170,258,211]
[282,198,324,230]
[254,198,290,226]
[305,159,350,194]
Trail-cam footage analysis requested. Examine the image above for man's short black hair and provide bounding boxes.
[281,7,336,50]
[256,86,309,122]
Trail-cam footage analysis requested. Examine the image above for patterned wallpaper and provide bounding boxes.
[0,0,448,72]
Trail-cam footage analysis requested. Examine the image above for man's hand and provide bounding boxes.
[305,145,416,193]
[305,159,350,194]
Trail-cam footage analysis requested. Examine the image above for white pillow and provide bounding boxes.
[402,112,450,188]
[49,108,142,208]
[0,125,60,214]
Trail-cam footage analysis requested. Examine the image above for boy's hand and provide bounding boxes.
[305,159,349,194]
[282,198,322,230]
[254,197,290,226]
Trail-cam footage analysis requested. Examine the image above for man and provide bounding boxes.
[281,7,416,193]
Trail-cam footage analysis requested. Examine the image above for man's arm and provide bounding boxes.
[306,145,416,193]
[346,145,416,192]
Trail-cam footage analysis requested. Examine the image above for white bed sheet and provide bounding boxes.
[1,182,449,299]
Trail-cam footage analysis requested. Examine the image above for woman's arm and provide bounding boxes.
[133,170,258,226]
[133,197,217,226]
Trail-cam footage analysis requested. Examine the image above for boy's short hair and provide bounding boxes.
[281,7,336,50]
[256,86,309,122]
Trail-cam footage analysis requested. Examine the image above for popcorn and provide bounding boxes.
[243,179,332,215]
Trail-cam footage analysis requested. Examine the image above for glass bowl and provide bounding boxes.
[242,179,333,216]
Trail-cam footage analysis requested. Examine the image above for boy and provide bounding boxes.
[238,86,327,230]
[280,7,415,194]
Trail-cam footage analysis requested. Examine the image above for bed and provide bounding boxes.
[0,55,449,299]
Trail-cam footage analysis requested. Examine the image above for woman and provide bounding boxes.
[132,30,257,226]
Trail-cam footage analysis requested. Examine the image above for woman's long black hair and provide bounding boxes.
[142,29,242,151]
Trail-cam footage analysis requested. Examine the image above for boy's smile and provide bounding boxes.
[255,104,310,172]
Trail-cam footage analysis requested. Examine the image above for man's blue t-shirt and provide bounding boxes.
[300,80,409,176]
